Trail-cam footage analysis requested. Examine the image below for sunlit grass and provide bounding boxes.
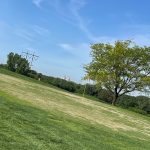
[0,69,150,149]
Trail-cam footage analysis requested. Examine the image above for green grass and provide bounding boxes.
[0,68,56,88]
[0,69,150,149]
[0,68,103,103]
[1,92,150,150]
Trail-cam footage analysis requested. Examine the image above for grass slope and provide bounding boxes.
[0,69,150,150]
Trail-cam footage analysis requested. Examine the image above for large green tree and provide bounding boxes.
[84,40,150,105]
[7,52,30,75]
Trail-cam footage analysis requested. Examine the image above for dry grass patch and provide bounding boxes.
[0,73,150,138]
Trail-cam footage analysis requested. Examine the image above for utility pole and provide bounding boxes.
[30,52,39,67]
[22,51,39,67]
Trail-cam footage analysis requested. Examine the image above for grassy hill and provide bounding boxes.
[0,69,150,150]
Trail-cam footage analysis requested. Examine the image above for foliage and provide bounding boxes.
[117,95,150,114]
[0,64,7,69]
[84,40,150,105]
[7,52,30,75]
[41,75,77,92]
[117,95,138,108]
[136,96,150,114]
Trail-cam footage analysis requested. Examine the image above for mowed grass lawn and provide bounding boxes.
[0,69,150,150]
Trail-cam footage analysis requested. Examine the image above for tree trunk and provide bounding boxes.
[112,89,118,105]
[112,96,117,105]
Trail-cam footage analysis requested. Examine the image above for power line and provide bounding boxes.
[22,51,31,59]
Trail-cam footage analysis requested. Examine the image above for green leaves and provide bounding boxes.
[7,52,30,75]
[84,40,150,104]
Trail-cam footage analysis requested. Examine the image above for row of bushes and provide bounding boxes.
[117,95,150,115]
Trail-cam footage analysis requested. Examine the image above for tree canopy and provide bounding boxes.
[84,40,150,105]
[7,52,30,75]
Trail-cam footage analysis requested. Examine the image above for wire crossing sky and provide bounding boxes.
[0,0,150,82]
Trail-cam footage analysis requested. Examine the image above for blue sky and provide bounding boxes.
[0,0,150,82]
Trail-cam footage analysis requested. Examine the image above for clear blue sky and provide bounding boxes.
[0,0,150,82]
